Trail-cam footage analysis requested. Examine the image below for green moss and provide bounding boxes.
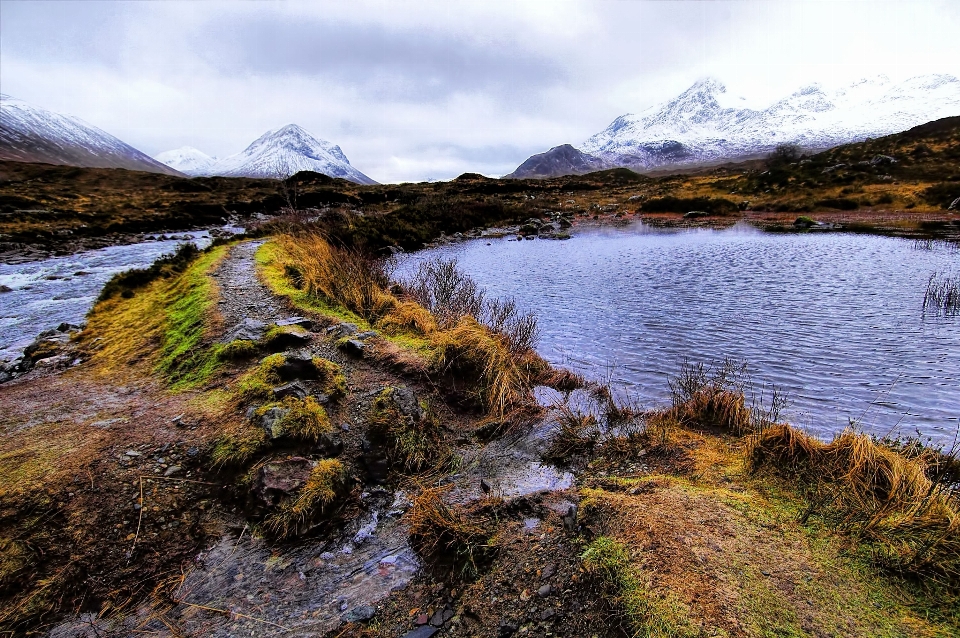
[234,353,288,404]
[155,246,229,389]
[218,339,257,361]
[582,536,697,638]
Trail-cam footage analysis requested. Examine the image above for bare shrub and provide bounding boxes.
[404,258,485,328]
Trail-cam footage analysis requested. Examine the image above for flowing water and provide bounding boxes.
[0,232,217,363]
[399,224,960,446]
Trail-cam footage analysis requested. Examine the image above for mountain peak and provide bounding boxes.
[158,124,377,184]
[685,78,727,96]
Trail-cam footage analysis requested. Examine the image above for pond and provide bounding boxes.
[398,223,960,446]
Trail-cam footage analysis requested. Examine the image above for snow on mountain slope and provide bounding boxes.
[154,146,217,176]
[0,94,182,176]
[578,74,960,171]
[163,125,377,184]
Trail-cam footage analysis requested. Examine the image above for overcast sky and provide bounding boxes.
[1,0,958,183]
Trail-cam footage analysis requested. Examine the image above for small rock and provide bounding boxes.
[338,339,366,357]
[222,318,267,343]
[342,605,376,623]
[163,466,182,477]
[429,607,454,627]
[541,563,556,580]
[0,285,13,293]
[539,608,555,621]
[562,504,578,532]
[415,613,429,625]
[537,584,551,597]
[327,323,359,338]
[356,330,379,340]
[258,406,289,439]
[519,589,532,602]
[401,627,439,638]
[124,450,141,457]
[498,621,519,637]
[253,456,314,507]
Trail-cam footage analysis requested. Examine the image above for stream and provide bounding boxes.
[0,232,218,364]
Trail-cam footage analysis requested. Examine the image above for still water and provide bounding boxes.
[0,233,214,363]
[400,223,960,445]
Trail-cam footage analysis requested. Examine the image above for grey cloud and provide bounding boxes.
[196,16,568,104]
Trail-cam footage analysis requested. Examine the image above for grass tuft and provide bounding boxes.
[407,487,496,576]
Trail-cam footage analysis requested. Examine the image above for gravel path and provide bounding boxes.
[213,240,287,337]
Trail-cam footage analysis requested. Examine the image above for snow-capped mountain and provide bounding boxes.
[156,125,377,184]
[0,94,182,176]
[154,146,217,176]
[511,74,960,177]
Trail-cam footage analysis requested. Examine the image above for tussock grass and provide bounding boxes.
[545,403,601,463]
[407,486,496,576]
[274,232,396,321]
[748,424,960,582]
[430,316,551,415]
[582,536,697,638]
[265,459,346,538]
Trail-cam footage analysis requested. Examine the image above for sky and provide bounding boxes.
[1,0,958,183]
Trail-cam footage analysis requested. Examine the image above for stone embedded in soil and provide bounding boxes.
[429,607,455,626]
[258,406,289,439]
[163,465,182,477]
[541,563,557,580]
[339,339,366,357]
[537,584,552,597]
[254,456,314,506]
[276,316,314,330]
[498,622,519,637]
[272,381,308,400]
[402,627,439,638]
[276,351,319,380]
[222,317,268,343]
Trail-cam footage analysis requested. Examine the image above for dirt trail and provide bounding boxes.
[212,239,286,329]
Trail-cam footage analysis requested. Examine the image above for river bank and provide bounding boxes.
[1,231,957,637]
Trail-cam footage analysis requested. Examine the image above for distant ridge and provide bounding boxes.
[505,144,610,179]
[0,94,182,176]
